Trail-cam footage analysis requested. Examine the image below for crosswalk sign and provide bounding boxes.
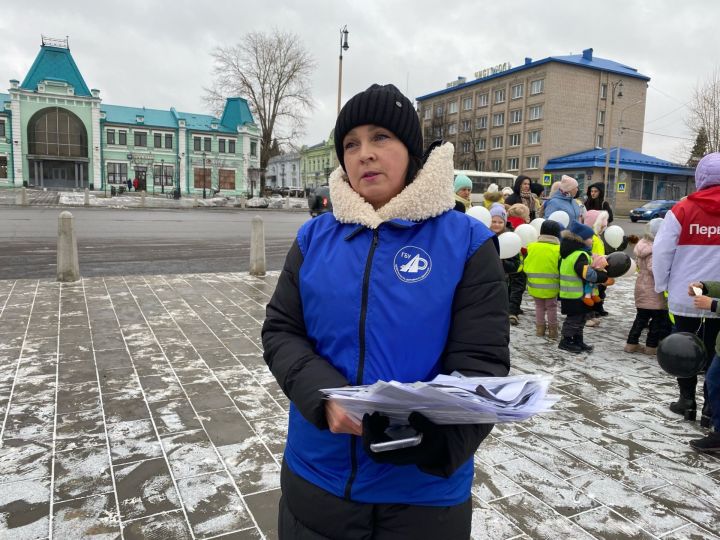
[542,174,552,186]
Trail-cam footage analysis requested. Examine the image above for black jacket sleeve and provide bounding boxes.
[603,201,614,223]
[418,239,510,477]
[261,240,350,430]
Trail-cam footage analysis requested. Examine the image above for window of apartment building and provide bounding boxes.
[250,141,258,156]
[434,127,443,138]
[219,169,236,190]
[0,119,5,138]
[477,160,485,171]
[462,141,471,153]
[134,131,147,147]
[476,116,488,129]
[194,137,201,151]
[598,110,606,125]
[448,123,457,135]
[507,157,519,171]
[600,83,608,99]
[424,107,432,120]
[491,159,502,172]
[0,157,7,179]
[527,130,541,145]
[492,135,503,149]
[154,133,162,148]
[597,134,604,147]
[118,130,127,145]
[530,79,544,95]
[510,109,522,124]
[153,164,174,186]
[106,162,128,184]
[477,93,489,107]
[204,137,212,152]
[476,138,486,151]
[219,139,226,153]
[106,129,115,145]
[448,101,458,114]
[493,113,504,127]
[463,97,473,110]
[511,84,523,99]
[494,88,506,104]
[436,105,444,117]
[528,104,543,120]
[509,133,521,147]
[526,155,540,169]
[462,120,471,132]
[228,140,236,153]
[165,134,173,149]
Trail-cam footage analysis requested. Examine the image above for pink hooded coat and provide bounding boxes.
[634,238,666,310]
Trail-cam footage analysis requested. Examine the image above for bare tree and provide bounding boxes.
[204,30,316,191]
[686,67,720,154]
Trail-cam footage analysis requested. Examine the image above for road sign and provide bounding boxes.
[542,174,552,186]
[617,182,626,193]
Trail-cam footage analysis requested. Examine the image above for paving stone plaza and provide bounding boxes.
[0,272,718,539]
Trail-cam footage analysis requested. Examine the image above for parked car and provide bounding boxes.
[629,200,676,222]
[308,185,332,217]
[247,197,269,208]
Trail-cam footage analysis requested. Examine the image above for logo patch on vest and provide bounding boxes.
[394,246,432,283]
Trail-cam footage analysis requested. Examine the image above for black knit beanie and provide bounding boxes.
[540,219,563,238]
[334,84,423,171]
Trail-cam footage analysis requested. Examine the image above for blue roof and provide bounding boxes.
[545,147,694,177]
[101,98,254,133]
[21,45,92,97]
[219,97,254,129]
[103,104,177,128]
[417,48,650,101]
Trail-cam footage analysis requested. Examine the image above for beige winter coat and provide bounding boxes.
[634,238,667,310]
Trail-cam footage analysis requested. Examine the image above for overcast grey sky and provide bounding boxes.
[1,0,716,162]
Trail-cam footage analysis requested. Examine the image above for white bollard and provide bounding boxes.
[19,187,28,206]
[84,188,90,206]
[57,211,80,282]
[249,216,266,276]
[141,190,146,208]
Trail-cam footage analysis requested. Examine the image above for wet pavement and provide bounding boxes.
[0,272,718,539]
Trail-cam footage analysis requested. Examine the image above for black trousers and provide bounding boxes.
[279,461,472,540]
[626,308,671,347]
[561,312,587,339]
[508,272,527,316]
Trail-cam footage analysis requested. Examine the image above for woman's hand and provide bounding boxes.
[325,400,362,435]
[688,282,704,296]
[693,295,713,310]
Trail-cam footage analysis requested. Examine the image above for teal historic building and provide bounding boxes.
[0,37,261,195]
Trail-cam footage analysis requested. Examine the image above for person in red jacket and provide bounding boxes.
[132,177,140,191]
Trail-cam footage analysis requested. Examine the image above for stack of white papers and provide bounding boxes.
[321,373,559,425]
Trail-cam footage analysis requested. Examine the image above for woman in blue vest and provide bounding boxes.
[262,84,510,539]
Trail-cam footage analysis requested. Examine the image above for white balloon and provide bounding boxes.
[467,205,492,227]
[530,218,545,234]
[515,224,539,247]
[498,232,522,259]
[604,225,625,249]
[621,257,637,278]
[548,211,570,228]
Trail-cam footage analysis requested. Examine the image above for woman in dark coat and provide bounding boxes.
[584,182,614,222]
[504,175,541,220]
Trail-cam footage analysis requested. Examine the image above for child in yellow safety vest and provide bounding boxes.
[584,210,611,327]
[524,220,563,339]
[558,221,614,354]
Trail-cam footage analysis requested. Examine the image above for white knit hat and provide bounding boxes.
[487,183,499,193]
[559,175,578,194]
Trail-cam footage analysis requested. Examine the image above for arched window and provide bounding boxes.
[28,107,88,158]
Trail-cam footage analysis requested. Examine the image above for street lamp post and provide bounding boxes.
[337,25,350,115]
[202,150,207,199]
[602,79,623,199]
[161,158,165,194]
[611,99,644,207]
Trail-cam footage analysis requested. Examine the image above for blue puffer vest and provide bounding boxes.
[285,207,494,505]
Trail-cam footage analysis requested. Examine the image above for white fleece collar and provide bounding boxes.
[329,143,456,229]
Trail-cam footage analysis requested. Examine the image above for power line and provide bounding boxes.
[644,100,692,126]
[648,84,689,106]
[623,127,694,141]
